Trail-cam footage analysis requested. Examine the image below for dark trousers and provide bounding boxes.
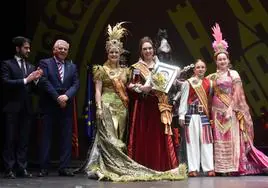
[39,110,72,170]
[2,111,32,171]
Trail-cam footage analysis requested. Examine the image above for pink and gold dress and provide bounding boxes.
[208,69,268,175]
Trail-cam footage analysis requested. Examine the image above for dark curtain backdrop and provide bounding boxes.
[0,0,28,170]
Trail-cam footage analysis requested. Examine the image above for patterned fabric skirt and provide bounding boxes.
[84,105,187,181]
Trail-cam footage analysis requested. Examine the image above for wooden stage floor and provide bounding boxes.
[0,172,268,188]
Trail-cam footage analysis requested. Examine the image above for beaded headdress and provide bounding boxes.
[211,23,229,57]
[105,22,128,53]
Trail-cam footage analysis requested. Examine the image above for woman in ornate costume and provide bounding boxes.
[84,23,187,181]
[127,36,179,171]
[207,23,268,175]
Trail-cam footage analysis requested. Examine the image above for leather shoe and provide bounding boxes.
[58,169,75,177]
[38,169,49,177]
[16,169,32,178]
[188,171,198,177]
[207,170,216,177]
[4,170,16,179]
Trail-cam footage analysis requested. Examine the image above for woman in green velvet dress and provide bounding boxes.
[84,22,187,181]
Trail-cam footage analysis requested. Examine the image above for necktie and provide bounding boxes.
[20,59,26,77]
[57,62,63,82]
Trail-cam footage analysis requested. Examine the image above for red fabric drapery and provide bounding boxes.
[72,97,79,158]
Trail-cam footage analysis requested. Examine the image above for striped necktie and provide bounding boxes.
[57,61,63,82]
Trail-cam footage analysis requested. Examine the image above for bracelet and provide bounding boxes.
[96,108,102,112]
[96,102,102,110]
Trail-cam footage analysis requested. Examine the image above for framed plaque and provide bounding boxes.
[151,62,180,93]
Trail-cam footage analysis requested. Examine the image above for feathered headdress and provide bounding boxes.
[105,22,128,53]
[211,23,229,57]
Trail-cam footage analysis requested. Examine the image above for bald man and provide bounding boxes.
[37,39,80,177]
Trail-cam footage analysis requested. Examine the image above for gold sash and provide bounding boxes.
[213,81,231,107]
[103,65,129,108]
[188,77,210,118]
[132,62,150,79]
[213,79,245,132]
[156,92,173,135]
[132,62,173,135]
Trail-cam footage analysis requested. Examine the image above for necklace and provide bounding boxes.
[192,77,202,85]
[109,70,116,76]
[103,65,122,78]
[217,69,228,75]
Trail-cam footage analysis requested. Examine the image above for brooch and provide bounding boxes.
[109,71,115,76]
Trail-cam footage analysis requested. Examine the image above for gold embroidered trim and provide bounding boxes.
[188,77,209,117]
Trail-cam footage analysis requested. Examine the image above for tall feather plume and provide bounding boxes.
[211,23,228,54]
[107,21,128,41]
[212,23,222,42]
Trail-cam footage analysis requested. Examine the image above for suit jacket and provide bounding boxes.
[38,57,80,114]
[0,58,36,113]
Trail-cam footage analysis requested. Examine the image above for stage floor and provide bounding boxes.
[0,172,268,188]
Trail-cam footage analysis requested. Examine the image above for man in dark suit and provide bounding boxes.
[37,39,79,177]
[1,36,43,178]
